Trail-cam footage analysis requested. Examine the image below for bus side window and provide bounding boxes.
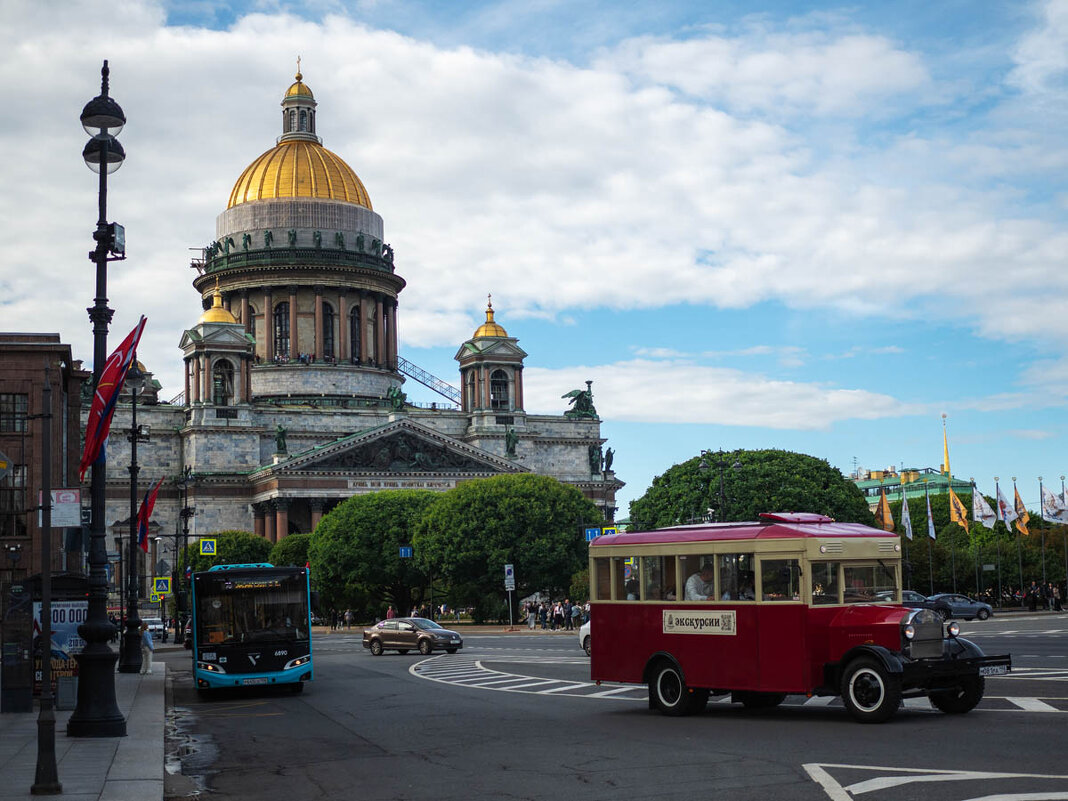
[642,556,676,601]
[811,561,840,605]
[611,557,640,600]
[719,553,755,600]
[761,559,801,601]
[593,557,612,600]
[679,555,716,600]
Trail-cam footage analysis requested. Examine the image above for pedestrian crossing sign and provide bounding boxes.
[150,592,161,604]
[200,538,217,556]
[154,577,171,595]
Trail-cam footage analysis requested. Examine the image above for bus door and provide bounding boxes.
[755,555,807,691]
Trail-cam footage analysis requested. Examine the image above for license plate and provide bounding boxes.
[451,639,460,644]
[979,665,1008,676]
[243,677,269,685]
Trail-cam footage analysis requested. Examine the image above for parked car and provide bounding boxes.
[927,593,993,621]
[362,617,463,655]
[579,620,591,657]
[874,590,934,610]
[143,617,165,639]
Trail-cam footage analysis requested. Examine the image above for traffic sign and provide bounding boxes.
[150,593,161,604]
[199,538,217,556]
[504,563,515,591]
[0,449,10,481]
[602,527,617,537]
[153,577,171,595]
[585,527,601,542]
[399,546,413,558]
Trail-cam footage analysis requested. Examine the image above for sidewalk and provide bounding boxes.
[0,665,166,801]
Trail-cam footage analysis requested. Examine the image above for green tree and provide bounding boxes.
[310,490,439,618]
[629,449,873,529]
[180,530,273,573]
[269,533,310,568]
[414,474,598,621]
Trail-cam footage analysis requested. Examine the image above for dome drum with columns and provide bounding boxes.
[86,68,621,564]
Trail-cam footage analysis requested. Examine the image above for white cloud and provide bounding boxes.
[523,359,913,429]
[1008,0,1068,95]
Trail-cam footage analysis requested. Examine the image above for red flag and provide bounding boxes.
[137,477,163,553]
[79,317,147,480]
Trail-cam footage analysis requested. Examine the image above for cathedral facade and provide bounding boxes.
[97,71,621,571]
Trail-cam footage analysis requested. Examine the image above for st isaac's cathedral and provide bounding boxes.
[99,70,622,553]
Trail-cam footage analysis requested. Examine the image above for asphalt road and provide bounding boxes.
[162,613,1068,801]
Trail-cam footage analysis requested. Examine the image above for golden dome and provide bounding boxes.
[473,295,508,338]
[286,71,314,99]
[226,140,372,210]
[199,284,239,325]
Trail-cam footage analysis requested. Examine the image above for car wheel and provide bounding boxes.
[583,635,592,657]
[418,639,432,655]
[735,691,786,709]
[937,607,951,621]
[840,657,901,723]
[929,676,984,714]
[445,648,458,654]
[369,639,383,656]
[977,608,991,621]
[648,661,707,716]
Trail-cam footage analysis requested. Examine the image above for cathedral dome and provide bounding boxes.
[285,72,313,99]
[473,296,508,338]
[226,141,372,210]
[199,284,238,324]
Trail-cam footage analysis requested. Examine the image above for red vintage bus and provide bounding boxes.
[588,512,1011,723]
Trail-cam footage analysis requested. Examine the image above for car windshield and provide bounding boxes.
[411,618,443,630]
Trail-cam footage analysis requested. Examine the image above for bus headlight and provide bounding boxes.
[902,624,915,640]
[946,621,960,638]
[197,661,227,674]
[284,655,311,670]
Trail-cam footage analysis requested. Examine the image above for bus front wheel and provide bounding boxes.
[840,657,901,723]
[929,676,983,714]
[649,662,707,716]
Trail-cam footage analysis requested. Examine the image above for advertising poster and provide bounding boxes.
[32,600,88,694]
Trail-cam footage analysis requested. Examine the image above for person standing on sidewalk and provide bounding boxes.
[140,621,155,675]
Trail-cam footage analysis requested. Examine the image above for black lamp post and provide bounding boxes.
[118,365,145,673]
[177,468,195,634]
[68,59,127,738]
[698,449,743,523]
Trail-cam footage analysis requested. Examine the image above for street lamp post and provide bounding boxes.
[698,449,742,523]
[177,468,195,635]
[118,365,145,673]
[68,59,127,738]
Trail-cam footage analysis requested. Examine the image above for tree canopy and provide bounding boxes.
[180,530,273,573]
[269,532,310,568]
[413,473,599,617]
[628,448,874,529]
[310,490,439,616]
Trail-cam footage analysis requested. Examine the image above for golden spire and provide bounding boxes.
[198,277,238,324]
[942,413,951,479]
[296,55,301,82]
[473,293,508,338]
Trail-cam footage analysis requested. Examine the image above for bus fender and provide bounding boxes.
[944,637,984,660]
[642,652,687,710]
[826,645,904,688]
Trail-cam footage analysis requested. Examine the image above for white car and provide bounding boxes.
[579,620,591,657]
[143,617,165,639]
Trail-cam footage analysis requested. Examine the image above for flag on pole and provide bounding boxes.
[900,492,913,540]
[1013,485,1030,535]
[925,484,936,540]
[1040,485,1068,524]
[136,477,164,553]
[972,490,997,529]
[79,316,148,480]
[874,489,894,532]
[997,484,1018,531]
[948,486,969,530]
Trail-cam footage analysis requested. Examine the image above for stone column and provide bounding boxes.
[263,287,274,362]
[240,292,250,333]
[289,286,299,358]
[184,358,191,406]
[252,503,266,538]
[192,357,201,403]
[244,358,252,403]
[338,291,349,363]
[359,292,370,364]
[310,499,325,532]
[375,296,385,366]
[202,355,211,405]
[314,286,323,361]
[264,502,276,543]
[482,366,491,409]
[275,499,290,541]
[514,366,524,410]
[389,300,399,370]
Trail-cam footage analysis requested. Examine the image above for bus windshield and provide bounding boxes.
[195,572,309,646]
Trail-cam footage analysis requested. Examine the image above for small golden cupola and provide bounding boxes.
[199,279,239,324]
[473,295,508,338]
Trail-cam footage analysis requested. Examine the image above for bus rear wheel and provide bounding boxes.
[929,676,984,714]
[649,662,707,716]
[840,657,901,723]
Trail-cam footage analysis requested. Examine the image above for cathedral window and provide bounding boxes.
[299,110,308,131]
[322,302,335,359]
[274,302,290,359]
[349,306,361,364]
[212,360,235,406]
[490,369,510,410]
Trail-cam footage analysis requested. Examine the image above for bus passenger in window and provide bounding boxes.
[684,563,715,600]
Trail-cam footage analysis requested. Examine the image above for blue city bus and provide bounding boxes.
[190,563,313,693]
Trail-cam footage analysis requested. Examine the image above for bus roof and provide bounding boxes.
[591,513,889,547]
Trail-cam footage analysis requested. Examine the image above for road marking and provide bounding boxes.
[1006,697,1060,712]
[803,696,836,707]
[804,762,1068,800]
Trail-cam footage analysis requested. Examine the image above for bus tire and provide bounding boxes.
[736,691,786,709]
[649,662,705,716]
[840,657,901,723]
[929,676,983,714]
[369,639,383,656]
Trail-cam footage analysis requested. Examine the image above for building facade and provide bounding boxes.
[94,71,622,564]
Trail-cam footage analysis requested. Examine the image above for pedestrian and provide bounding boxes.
[563,599,573,631]
[344,609,354,629]
[139,621,154,675]
[1053,584,1062,612]
[527,601,536,630]
[538,602,547,630]
[570,602,582,629]
[386,605,395,619]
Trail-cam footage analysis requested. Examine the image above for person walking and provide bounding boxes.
[527,601,536,630]
[139,621,154,675]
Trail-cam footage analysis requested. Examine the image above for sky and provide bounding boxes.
[3,0,1068,518]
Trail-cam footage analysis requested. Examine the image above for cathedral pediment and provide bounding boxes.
[180,325,252,351]
[267,418,524,476]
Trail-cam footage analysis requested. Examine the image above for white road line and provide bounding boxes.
[903,697,932,709]
[803,696,836,706]
[541,682,594,694]
[587,686,640,698]
[496,679,559,690]
[1006,697,1061,712]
